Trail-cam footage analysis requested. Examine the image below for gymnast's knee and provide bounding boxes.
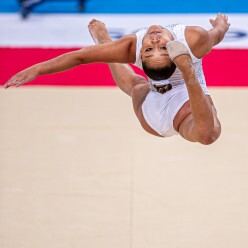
[196,126,221,145]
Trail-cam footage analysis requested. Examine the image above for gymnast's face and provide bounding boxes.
[140,25,171,68]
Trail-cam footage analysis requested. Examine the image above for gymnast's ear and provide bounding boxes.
[140,49,143,60]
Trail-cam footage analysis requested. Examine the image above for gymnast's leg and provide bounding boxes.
[172,52,221,144]
[88,19,161,137]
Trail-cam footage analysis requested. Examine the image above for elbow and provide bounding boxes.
[75,53,85,65]
[70,49,87,65]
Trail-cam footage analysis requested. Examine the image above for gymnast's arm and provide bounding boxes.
[4,35,136,89]
[187,13,230,58]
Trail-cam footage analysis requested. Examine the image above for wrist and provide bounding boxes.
[32,64,42,75]
[215,23,228,33]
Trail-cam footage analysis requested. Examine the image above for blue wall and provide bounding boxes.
[1,0,248,13]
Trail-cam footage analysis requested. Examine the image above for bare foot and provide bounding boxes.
[88,19,112,45]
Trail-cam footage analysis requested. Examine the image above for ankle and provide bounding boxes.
[99,38,112,44]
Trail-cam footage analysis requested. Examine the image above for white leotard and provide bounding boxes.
[134,24,210,137]
[134,24,209,94]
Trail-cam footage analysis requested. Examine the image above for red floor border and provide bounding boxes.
[1,48,247,87]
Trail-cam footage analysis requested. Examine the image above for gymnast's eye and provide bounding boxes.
[145,48,153,52]
[160,46,167,50]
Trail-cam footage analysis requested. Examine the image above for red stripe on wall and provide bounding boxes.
[0,48,247,87]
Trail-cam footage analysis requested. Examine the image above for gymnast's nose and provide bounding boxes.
[151,37,160,43]
[150,32,161,42]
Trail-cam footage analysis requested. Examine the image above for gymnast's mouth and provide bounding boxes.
[150,31,162,34]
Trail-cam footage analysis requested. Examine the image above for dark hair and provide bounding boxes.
[142,60,176,80]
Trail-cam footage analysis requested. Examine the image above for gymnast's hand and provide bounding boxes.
[4,66,39,89]
[209,13,230,32]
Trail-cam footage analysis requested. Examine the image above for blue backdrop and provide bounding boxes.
[0,0,248,13]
